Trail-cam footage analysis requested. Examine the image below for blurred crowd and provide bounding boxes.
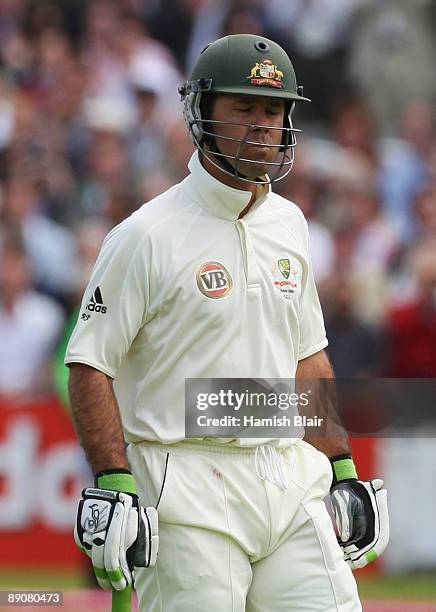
[0,0,436,404]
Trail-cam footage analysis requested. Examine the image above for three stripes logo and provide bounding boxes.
[86,286,107,314]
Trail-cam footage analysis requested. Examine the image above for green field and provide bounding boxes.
[0,569,90,590]
[357,573,436,600]
[1,570,436,601]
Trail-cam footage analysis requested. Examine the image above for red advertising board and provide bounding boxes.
[0,397,380,570]
[0,397,89,567]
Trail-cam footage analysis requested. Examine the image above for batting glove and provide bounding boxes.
[329,455,389,570]
[74,469,158,591]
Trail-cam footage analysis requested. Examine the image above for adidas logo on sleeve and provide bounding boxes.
[86,286,107,314]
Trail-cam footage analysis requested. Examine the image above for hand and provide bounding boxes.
[74,484,158,590]
[330,478,389,570]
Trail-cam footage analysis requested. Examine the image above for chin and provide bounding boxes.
[238,160,269,177]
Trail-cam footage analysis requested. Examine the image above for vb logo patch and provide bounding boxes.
[272,258,300,300]
[196,261,233,299]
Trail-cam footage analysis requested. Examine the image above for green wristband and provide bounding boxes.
[330,456,358,483]
[96,471,137,495]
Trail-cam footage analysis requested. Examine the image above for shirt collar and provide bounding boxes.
[186,151,270,221]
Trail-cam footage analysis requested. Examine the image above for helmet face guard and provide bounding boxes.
[179,35,309,185]
[181,86,299,184]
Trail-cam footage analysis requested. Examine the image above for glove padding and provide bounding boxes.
[330,478,389,570]
[74,487,158,590]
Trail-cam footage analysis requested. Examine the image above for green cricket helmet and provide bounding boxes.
[179,34,310,184]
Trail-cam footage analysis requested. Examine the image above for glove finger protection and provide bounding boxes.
[341,480,389,570]
[103,494,134,590]
[74,474,159,591]
[330,457,389,571]
[135,506,159,568]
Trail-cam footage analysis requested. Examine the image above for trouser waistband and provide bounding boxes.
[131,439,292,490]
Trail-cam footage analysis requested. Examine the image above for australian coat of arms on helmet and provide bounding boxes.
[248,59,284,88]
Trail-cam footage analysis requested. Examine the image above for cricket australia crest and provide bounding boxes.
[248,60,284,88]
[278,258,290,279]
[272,258,300,300]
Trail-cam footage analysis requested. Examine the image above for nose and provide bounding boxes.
[249,105,270,128]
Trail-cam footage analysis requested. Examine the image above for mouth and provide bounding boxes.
[242,144,272,161]
[245,138,270,147]
[248,143,269,150]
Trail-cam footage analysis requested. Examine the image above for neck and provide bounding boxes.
[200,153,257,217]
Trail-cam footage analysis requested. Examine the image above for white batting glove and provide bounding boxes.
[74,472,158,591]
[329,457,389,570]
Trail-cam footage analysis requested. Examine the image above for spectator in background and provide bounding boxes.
[347,0,436,133]
[380,101,434,242]
[263,0,364,121]
[430,143,436,184]
[138,117,195,202]
[0,229,64,403]
[413,184,436,243]
[184,0,231,73]
[71,219,111,297]
[335,185,399,327]
[32,26,89,195]
[79,128,133,220]
[147,0,210,72]
[81,0,128,101]
[105,190,138,229]
[124,12,182,120]
[385,242,436,376]
[0,21,33,87]
[332,98,378,170]
[0,0,26,46]
[0,79,15,155]
[324,271,381,377]
[0,175,77,303]
[349,186,400,275]
[389,184,436,308]
[53,218,110,407]
[1,44,81,228]
[276,172,336,289]
[295,97,378,232]
[128,71,165,176]
[161,118,195,182]
[221,1,265,37]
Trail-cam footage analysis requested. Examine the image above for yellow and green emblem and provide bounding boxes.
[278,258,290,279]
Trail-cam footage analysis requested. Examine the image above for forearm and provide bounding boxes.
[296,350,351,458]
[68,363,129,475]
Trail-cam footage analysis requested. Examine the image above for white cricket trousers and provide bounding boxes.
[127,439,361,612]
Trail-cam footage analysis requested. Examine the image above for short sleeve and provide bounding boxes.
[298,220,328,360]
[65,218,150,377]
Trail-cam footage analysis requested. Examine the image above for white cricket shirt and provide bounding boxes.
[65,152,328,445]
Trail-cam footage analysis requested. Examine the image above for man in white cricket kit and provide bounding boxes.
[66,35,389,611]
